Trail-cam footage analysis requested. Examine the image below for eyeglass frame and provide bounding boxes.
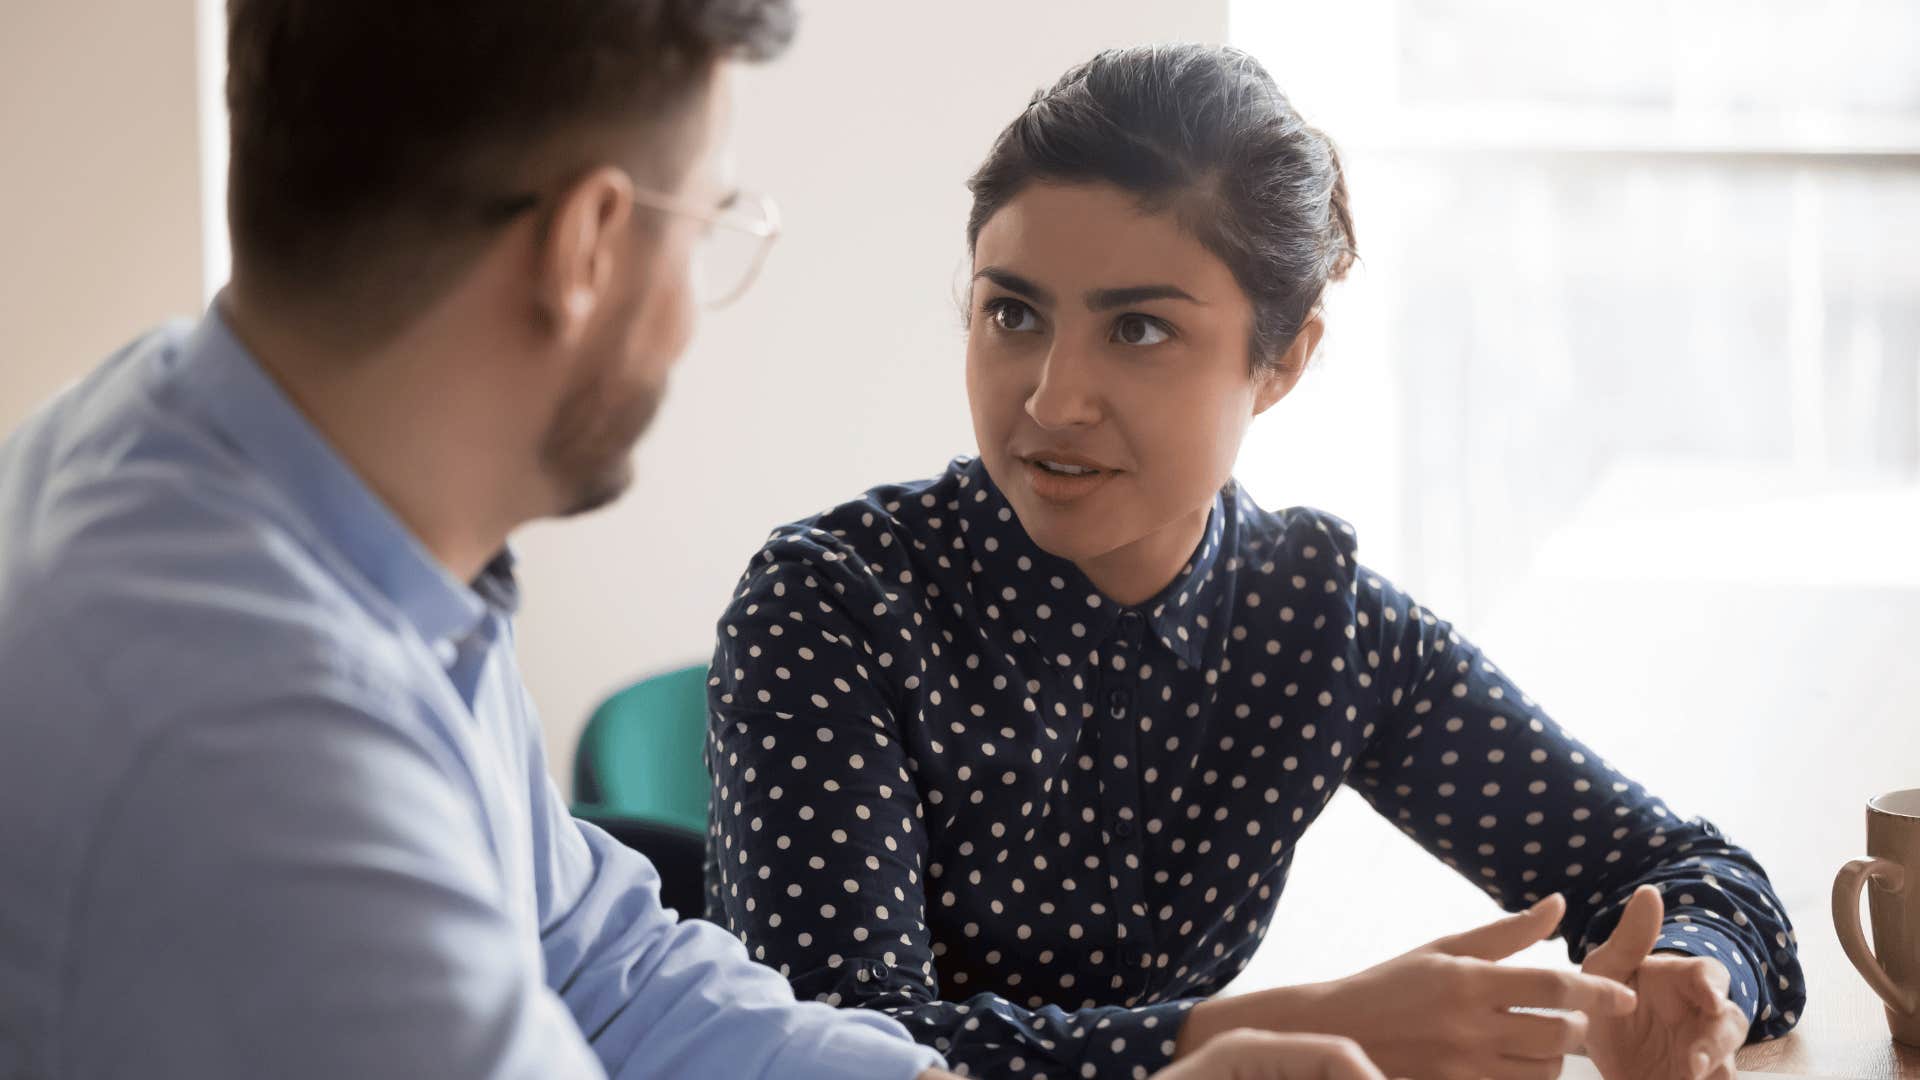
[479,182,781,310]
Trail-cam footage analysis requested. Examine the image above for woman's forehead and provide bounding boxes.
[972,182,1239,300]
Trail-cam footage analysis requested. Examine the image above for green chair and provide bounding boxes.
[571,663,712,916]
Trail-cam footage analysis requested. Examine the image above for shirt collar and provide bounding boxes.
[167,301,511,647]
[958,457,1230,669]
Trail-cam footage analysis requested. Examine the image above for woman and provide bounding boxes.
[704,44,1804,1080]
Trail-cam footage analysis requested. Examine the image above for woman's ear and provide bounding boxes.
[1253,314,1324,416]
[534,165,636,349]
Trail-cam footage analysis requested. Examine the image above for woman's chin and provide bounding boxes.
[1009,504,1117,567]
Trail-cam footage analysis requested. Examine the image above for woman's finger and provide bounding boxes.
[1491,1009,1589,1060]
[1490,965,1637,1016]
[1429,894,1566,962]
[1155,1029,1391,1080]
[1690,960,1731,1012]
[1720,1000,1751,1038]
[1692,1008,1747,1078]
[1582,886,1664,983]
[1481,1055,1568,1080]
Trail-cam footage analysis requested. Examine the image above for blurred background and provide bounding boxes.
[6,0,1917,999]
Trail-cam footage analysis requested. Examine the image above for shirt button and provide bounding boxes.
[1107,689,1128,718]
[1114,819,1134,839]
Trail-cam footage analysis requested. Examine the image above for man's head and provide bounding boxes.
[225,0,793,517]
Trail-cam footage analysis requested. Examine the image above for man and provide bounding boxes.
[0,2,1385,1077]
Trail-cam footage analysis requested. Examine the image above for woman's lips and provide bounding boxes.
[1020,455,1117,503]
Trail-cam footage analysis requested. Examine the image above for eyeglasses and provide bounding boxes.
[638,186,782,310]
[482,183,782,310]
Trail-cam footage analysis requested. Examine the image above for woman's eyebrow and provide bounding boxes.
[972,266,1054,306]
[973,269,1203,311]
[1086,284,1201,310]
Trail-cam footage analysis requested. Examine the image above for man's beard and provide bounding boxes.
[538,357,664,519]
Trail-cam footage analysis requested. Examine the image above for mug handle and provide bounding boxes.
[1834,857,1919,1016]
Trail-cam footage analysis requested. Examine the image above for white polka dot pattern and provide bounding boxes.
[704,456,1805,1077]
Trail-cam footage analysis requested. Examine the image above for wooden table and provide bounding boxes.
[1222,498,1920,1077]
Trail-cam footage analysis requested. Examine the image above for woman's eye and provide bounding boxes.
[987,299,1040,333]
[1112,313,1171,346]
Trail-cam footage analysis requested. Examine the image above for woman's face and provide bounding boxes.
[966,181,1304,600]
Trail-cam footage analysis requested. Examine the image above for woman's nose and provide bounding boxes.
[1024,344,1101,430]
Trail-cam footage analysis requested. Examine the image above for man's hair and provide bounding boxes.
[225,0,794,335]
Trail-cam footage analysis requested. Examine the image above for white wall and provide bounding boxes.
[0,0,204,432]
[514,0,1233,787]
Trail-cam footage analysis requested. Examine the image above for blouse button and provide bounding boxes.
[1114,819,1134,839]
[1107,689,1128,718]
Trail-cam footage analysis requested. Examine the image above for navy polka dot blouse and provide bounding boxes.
[705,456,1805,1078]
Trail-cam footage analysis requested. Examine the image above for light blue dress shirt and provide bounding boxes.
[0,306,945,1080]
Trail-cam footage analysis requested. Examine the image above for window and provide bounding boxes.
[1224,0,1920,993]
[1232,0,1920,624]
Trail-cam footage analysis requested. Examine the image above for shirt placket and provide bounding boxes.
[1098,607,1154,1000]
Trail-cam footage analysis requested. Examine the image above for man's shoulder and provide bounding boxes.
[0,371,409,728]
[0,333,443,1029]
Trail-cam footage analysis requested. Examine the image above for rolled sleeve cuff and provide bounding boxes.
[1072,997,1200,1076]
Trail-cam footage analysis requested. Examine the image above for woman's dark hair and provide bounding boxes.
[967,44,1356,374]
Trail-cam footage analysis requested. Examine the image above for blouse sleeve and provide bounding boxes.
[707,529,1198,1078]
[1342,552,1805,1039]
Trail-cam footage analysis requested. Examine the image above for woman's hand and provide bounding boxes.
[1177,894,1636,1080]
[1583,886,1750,1080]
[1153,1030,1390,1079]
[916,1031,1388,1080]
